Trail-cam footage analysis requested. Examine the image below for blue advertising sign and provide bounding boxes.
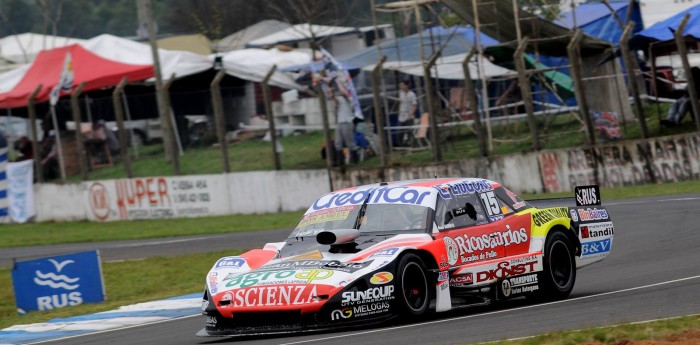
[12,250,105,314]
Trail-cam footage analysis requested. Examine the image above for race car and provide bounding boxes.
[198,178,614,336]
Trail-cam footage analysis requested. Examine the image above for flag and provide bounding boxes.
[315,48,364,120]
[49,52,74,106]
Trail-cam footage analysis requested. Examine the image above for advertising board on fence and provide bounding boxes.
[538,134,700,193]
[8,160,36,223]
[11,250,105,314]
[84,175,230,221]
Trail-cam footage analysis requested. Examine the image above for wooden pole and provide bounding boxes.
[112,77,133,178]
[514,37,541,151]
[674,14,700,132]
[567,30,595,146]
[621,22,650,137]
[162,75,180,175]
[262,65,281,170]
[27,84,43,183]
[423,51,442,162]
[371,56,388,167]
[317,84,334,191]
[70,82,88,180]
[210,69,230,173]
[463,48,487,157]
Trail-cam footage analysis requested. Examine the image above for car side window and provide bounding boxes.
[435,192,488,230]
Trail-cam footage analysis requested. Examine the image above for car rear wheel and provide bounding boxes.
[538,231,576,300]
[395,253,430,316]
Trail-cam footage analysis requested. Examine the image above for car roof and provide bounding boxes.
[334,178,500,192]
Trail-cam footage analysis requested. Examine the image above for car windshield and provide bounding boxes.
[289,203,431,238]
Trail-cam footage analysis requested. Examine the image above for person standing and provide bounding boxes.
[396,80,417,146]
[331,84,359,166]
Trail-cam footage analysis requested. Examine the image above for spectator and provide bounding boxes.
[330,84,359,166]
[662,90,690,127]
[15,136,34,161]
[40,130,59,180]
[91,120,120,155]
[389,80,418,146]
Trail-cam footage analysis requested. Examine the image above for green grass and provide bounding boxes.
[487,314,700,345]
[0,211,303,248]
[0,249,242,329]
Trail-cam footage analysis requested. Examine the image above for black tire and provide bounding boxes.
[538,231,576,300]
[395,253,430,316]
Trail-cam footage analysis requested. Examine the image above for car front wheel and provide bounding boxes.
[395,253,430,316]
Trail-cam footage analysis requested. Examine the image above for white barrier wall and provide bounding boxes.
[35,183,86,222]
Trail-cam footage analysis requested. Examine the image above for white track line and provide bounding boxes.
[279,274,700,345]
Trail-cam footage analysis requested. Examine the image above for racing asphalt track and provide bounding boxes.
[11,193,700,345]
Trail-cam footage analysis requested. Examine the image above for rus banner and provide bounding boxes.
[8,160,36,223]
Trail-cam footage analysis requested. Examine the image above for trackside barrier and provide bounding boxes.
[26,132,700,223]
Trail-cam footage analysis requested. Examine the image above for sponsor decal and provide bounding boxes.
[437,271,449,282]
[443,237,459,265]
[569,209,579,222]
[205,315,217,326]
[341,286,394,306]
[222,284,319,307]
[297,206,355,228]
[208,273,218,294]
[224,269,334,288]
[501,274,539,297]
[446,224,529,264]
[220,291,233,307]
[576,208,609,222]
[575,185,601,206]
[476,256,540,283]
[505,188,527,209]
[331,302,391,320]
[284,250,324,261]
[489,215,504,222]
[311,187,431,211]
[370,272,394,285]
[434,180,493,199]
[531,208,569,227]
[261,260,369,273]
[449,274,473,286]
[580,222,614,239]
[581,239,612,256]
[214,257,246,269]
[201,300,209,311]
[370,248,400,257]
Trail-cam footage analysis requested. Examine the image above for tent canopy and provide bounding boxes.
[0,33,85,64]
[0,44,154,109]
[555,1,643,44]
[630,4,700,50]
[216,20,292,52]
[218,47,311,90]
[246,23,377,48]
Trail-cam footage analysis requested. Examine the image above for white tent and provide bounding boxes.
[0,33,85,64]
[80,34,213,80]
[364,53,514,81]
[247,23,360,48]
[0,64,30,94]
[219,48,311,90]
[215,20,292,52]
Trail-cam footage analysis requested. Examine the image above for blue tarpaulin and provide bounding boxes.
[630,4,700,50]
[556,1,643,44]
[282,25,498,72]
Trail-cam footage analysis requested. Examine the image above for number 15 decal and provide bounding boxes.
[479,191,501,216]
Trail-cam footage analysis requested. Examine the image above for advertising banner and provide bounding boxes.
[11,250,105,314]
[84,175,230,221]
[7,160,36,223]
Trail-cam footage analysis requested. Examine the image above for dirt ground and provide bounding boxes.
[582,330,700,345]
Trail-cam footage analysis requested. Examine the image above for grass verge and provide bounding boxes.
[0,249,242,330]
[0,211,303,248]
[487,314,700,345]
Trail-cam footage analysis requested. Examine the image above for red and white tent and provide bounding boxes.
[0,44,154,109]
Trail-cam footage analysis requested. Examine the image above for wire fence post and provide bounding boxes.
[371,56,388,167]
[70,82,89,181]
[210,69,230,173]
[622,22,651,138]
[262,65,281,170]
[27,84,43,183]
[567,30,595,146]
[423,51,442,162]
[163,74,180,175]
[316,83,334,192]
[112,77,133,178]
[673,14,700,132]
[462,48,487,157]
[514,37,541,151]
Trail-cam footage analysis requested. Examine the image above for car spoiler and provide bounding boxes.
[526,185,603,209]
